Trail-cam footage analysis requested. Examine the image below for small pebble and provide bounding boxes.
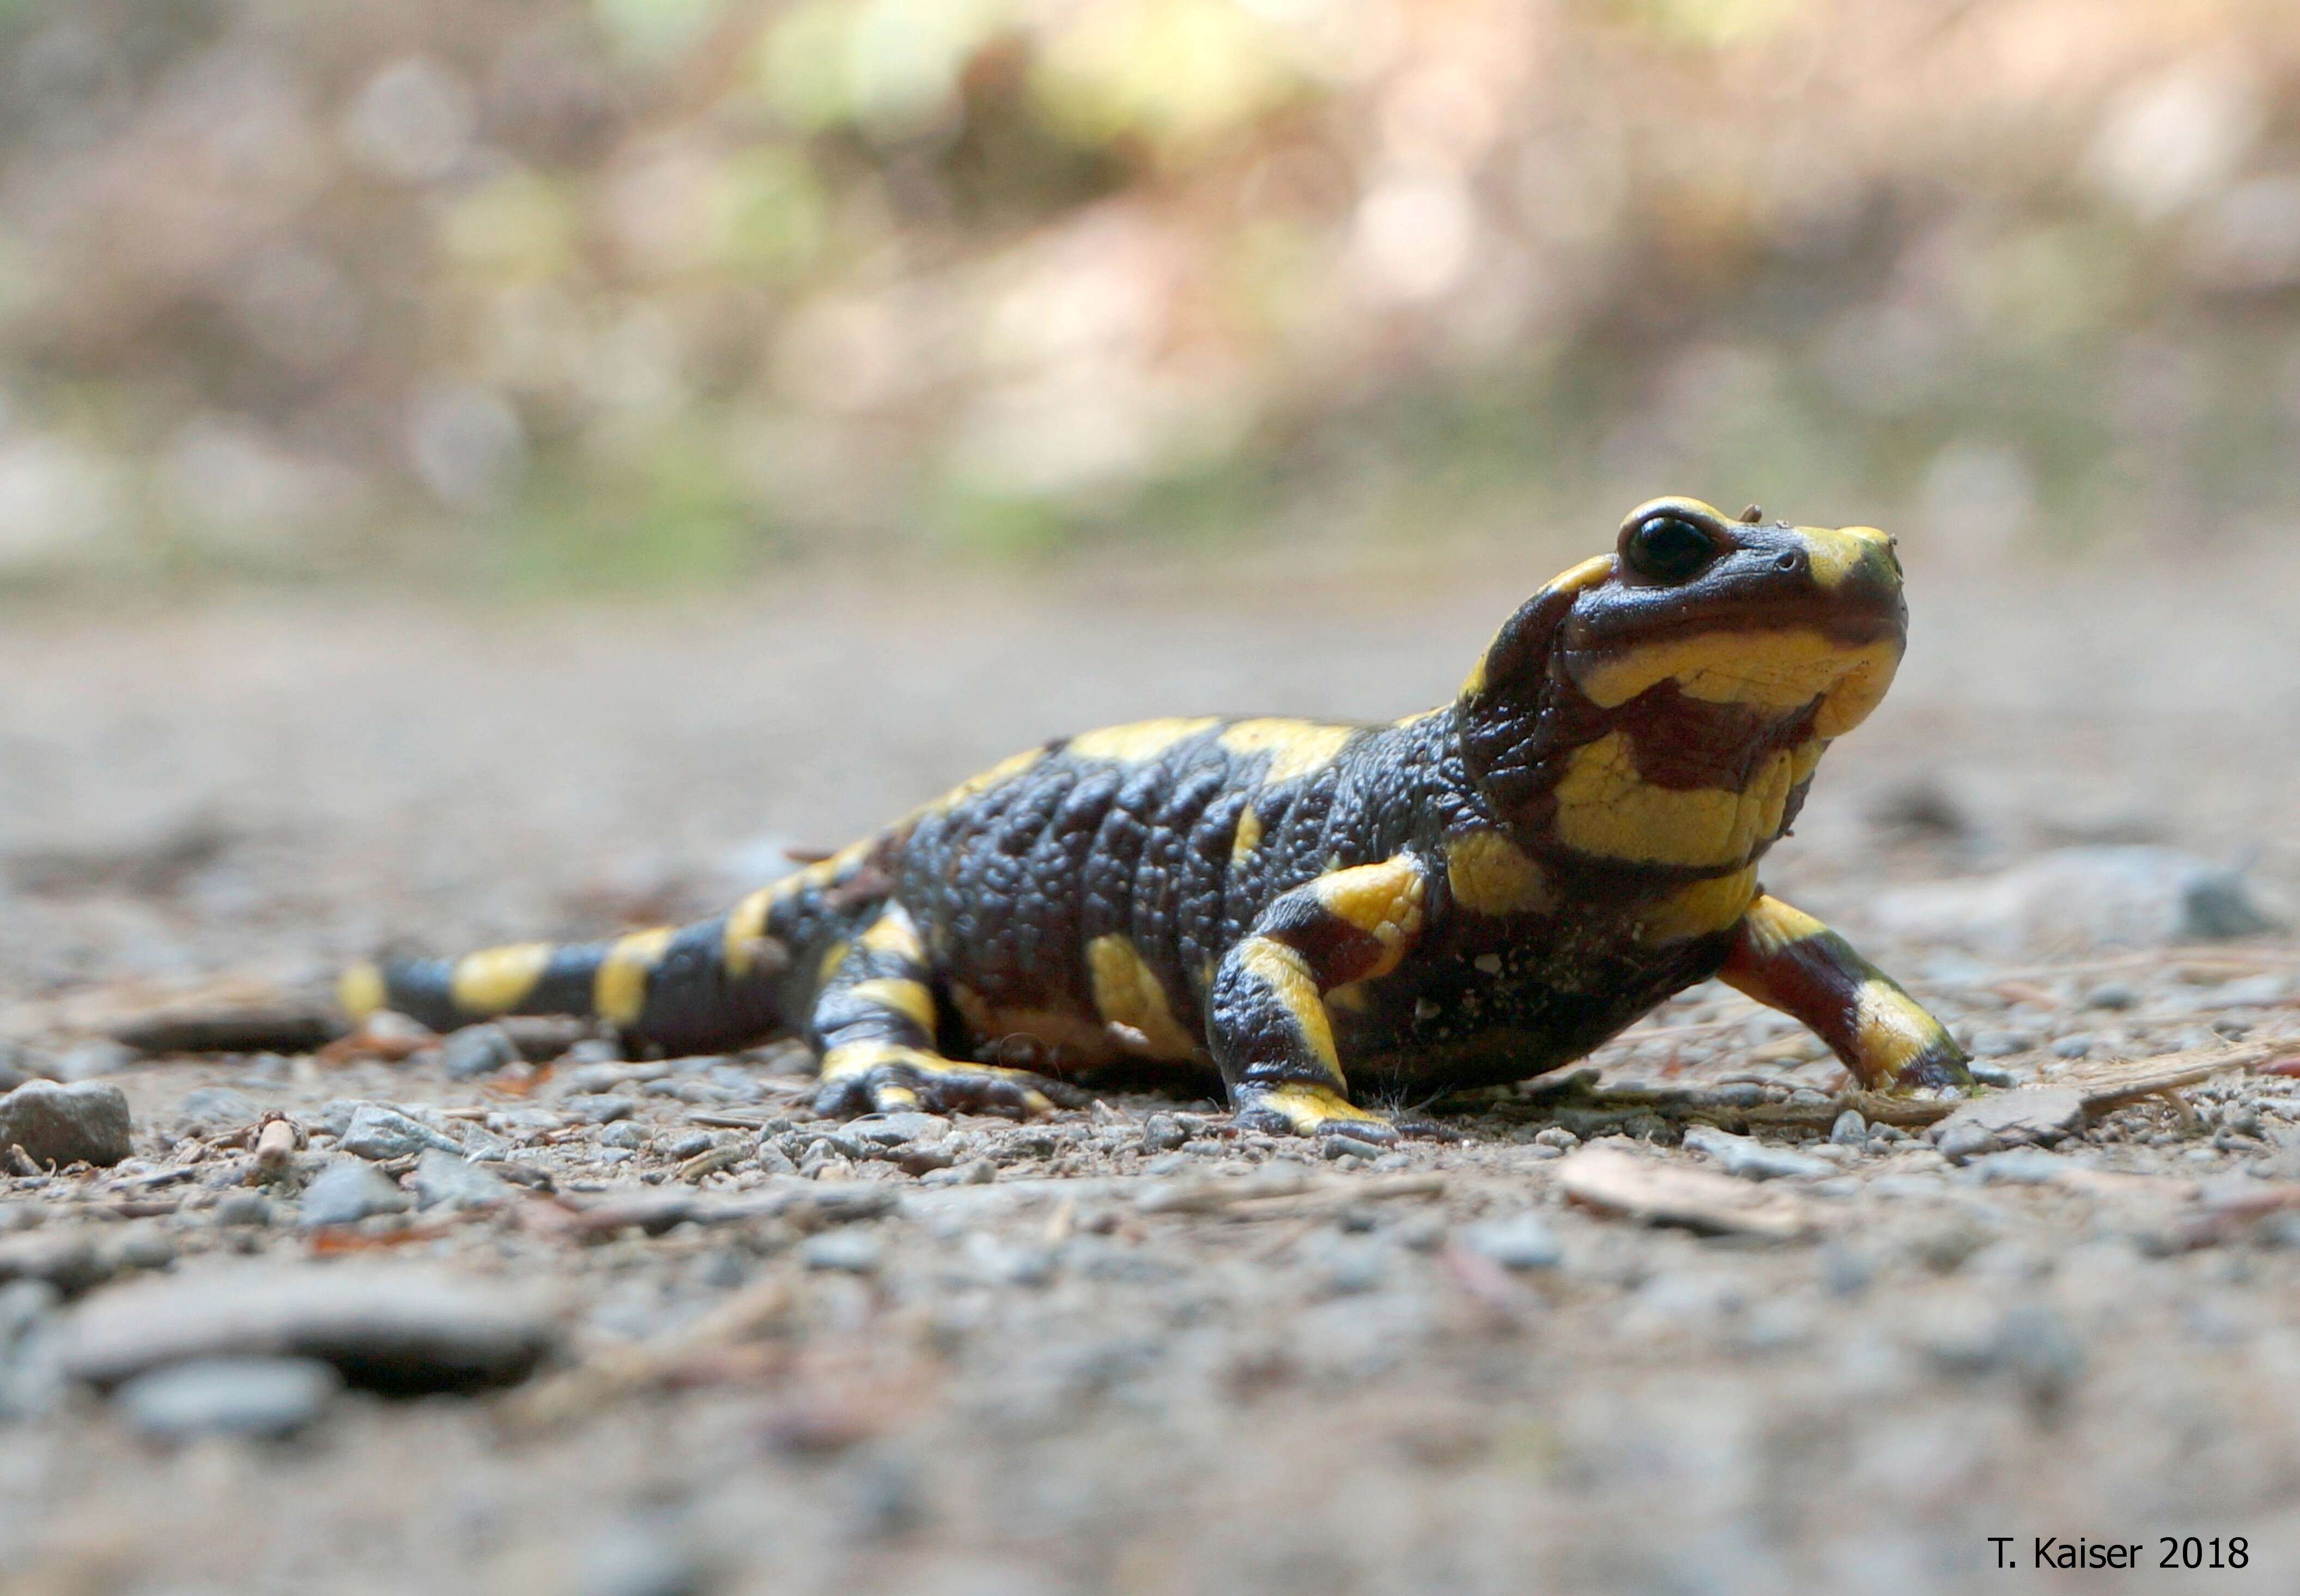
[297,1160,411,1228]
[1829,1109,1867,1146]
[338,1104,462,1161]
[1682,1124,1831,1180]
[1461,1213,1563,1271]
[599,1121,652,1151]
[410,1149,514,1211]
[1321,1134,1382,1162]
[800,1230,884,1274]
[440,1023,520,1081]
[562,1094,639,1126]
[116,1356,339,1442]
[211,1191,272,1227]
[0,1080,133,1168]
[2084,982,2137,1010]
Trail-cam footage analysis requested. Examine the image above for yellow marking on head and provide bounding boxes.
[1218,719,1357,784]
[1569,630,1901,738]
[817,938,853,984]
[859,907,926,965]
[1086,934,1204,1060]
[1800,524,1892,590]
[1852,979,1942,1081]
[1231,806,1264,868]
[724,888,776,977]
[930,747,1046,812]
[594,927,675,1025]
[1551,733,1798,867]
[1311,858,1426,976]
[1444,832,1556,917]
[338,961,387,1020]
[1738,893,1829,958]
[1069,717,1219,763]
[1624,494,1731,528]
[1549,553,1617,594]
[1637,865,1759,943]
[848,976,937,1035]
[1459,658,1489,698]
[1236,937,1340,1073]
[450,943,554,1016]
[1253,1081,1384,1130]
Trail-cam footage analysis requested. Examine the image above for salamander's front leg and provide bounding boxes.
[810,905,1081,1120]
[1721,893,1972,1095]
[1210,855,1431,1142]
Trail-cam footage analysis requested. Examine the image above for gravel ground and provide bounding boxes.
[3,548,2299,1596]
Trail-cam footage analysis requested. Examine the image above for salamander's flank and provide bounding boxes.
[344,497,1973,1137]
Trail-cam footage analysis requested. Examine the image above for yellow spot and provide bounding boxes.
[1237,937,1340,1073]
[1548,553,1616,594]
[1252,1081,1385,1131]
[1738,894,1829,958]
[1622,494,1730,528]
[338,961,386,1020]
[1551,733,1798,867]
[859,907,926,965]
[1459,657,1488,698]
[1800,524,1892,590]
[1068,717,1219,762]
[929,747,1046,812]
[1445,832,1556,917]
[1324,981,1368,1014]
[1568,629,1901,738]
[450,943,554,1016]
[820,1039,900,1081]
[1638,865,1759,943]
[723,888,775,977]
[1313,858,1426,976]
[1852,980,1941,1083]
[1230,806,1263,867]
[1086,934,1204,1060]
[817,939,852,984]
[1218,719,1357,783]
[849,976,937,1035]
[594,927,675,1025]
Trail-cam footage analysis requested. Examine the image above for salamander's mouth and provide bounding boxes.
[1561,627,1903,739]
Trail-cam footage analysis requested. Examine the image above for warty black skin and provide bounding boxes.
[354,497,1974,1140]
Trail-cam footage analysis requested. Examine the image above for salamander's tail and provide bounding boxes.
[339,901,794,1057]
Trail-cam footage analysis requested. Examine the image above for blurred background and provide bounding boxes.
[4,0,2299,591]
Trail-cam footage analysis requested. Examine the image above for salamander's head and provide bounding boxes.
[1547,495,1907,739]
[1457,497,1911,869]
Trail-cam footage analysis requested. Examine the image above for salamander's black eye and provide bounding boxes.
[1624,514,1718,584]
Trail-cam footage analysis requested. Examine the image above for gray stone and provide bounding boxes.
[0,1233,110,1294]
[800,1230,884,1273]
[1829,1109,1867,1146]
[599,1121,653,1151]
[563,1093,638,1125]
[410,1148,513,1211]
[1140,1114,1187,1153]
[1461,1212,1564,1271]
[297,1159,410,1228]
[0,1043,42,1093]
[663,1130,719,1161]
[1934,1087,2086,1161]
[338,1103,462,1161]
[1321,1133,1382,1162]
[56,1041,133,1082]
[211,1191,272,1227]
[576,1521,713,1596]
[440,1023,520,1080]
[1682,1124,1831,1180]
[0,1080,133,1168]
[1970,1148,2066,1185]
[852,1112,944,1146]
[116,1356,339,1441]
[174,1087,259,1131]
[60,1263,558,1393]
[2084,981,2137,1010]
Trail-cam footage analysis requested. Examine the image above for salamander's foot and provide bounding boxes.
[814,1042,1085,1120]
[1873,1041,1977,1098]
[1231,1082,1399,1144]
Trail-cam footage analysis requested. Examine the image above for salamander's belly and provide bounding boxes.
[1326,923,1740,1095]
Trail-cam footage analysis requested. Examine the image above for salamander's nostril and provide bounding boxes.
[1775,550,1802,574]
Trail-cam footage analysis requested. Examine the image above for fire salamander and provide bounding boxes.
[342,498,1973,1140]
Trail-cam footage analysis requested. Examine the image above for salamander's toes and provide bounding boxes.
[1231,1081,1398,1142]
[812,1046,1083,1122]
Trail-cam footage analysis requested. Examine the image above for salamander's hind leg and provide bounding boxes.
[809,905,1083,1120]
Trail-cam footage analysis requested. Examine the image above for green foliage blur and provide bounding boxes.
[1,0,2297,588]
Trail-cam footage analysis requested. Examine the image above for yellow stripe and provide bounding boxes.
[1086,934,1204,1060]
[848,976,937,1035]
[1550,733,1797,867]
[338,961,386,1020]
[1312,858,1425,977]
[1637,865,1759,943]
[859,908,926,964]
[1738,893,1829,958]
[450,943,554,1015]
[1218,719,1356,784]
[1253,1081,1385,1130]
[1068,717,1218,762]
[723,887,774,977]
[1237,937,1340,1075]
[593,927,675,1025]
[1852,979,1941,1081]
[1568,629,1901,733]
